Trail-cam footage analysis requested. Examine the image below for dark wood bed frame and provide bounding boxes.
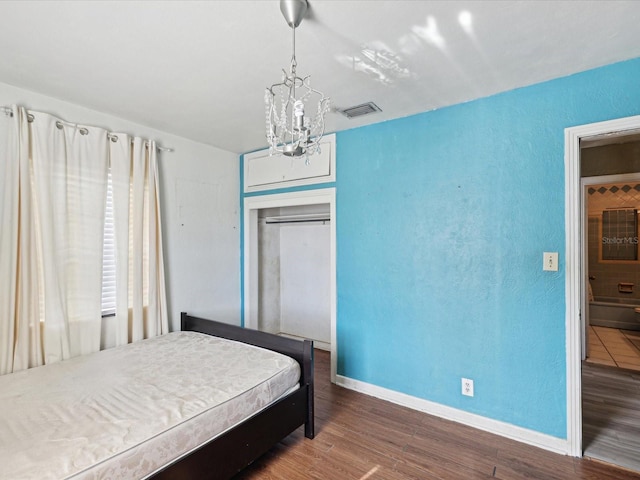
[151,312,314,479]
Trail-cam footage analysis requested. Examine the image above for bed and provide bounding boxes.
[0,312,315,479]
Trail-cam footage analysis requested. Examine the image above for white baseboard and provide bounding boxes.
[335,375,569,456]
[277,332,331,351]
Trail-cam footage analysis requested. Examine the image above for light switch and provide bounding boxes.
[543,252,558,271]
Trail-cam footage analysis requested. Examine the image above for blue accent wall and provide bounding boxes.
[241,57,640,439]
[335,57,640,439]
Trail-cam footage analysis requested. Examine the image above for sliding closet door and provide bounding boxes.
[279,223,331,346]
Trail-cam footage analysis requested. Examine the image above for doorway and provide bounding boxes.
[565,115,640,459]
[581,171,640,369]
[243,188,337,382]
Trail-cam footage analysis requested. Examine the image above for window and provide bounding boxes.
[101,172,116,316]
[601,208,638,261]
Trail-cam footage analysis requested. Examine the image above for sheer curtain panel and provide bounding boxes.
[0,106,168,374]
[31,110,109,363]
[104,134,168,348]
[0,107,42,374]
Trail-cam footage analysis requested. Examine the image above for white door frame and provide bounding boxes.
[565,114,640,456]
[243,188,337,383]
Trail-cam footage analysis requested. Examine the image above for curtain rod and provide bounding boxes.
[1,105,173,152]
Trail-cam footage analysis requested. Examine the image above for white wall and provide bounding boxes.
[257,217,281,335]
[0,82,240,330]
[280,223,331,344]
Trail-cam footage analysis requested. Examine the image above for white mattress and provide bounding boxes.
[0,331,301,479]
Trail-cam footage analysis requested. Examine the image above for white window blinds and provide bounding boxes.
[101,172,116,315]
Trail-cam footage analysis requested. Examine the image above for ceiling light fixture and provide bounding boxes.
[265,0,330,158]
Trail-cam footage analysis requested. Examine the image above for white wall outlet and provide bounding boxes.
[462,378,474,397]
[543,252,558,271]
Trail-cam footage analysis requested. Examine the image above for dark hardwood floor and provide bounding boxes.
[235,350,640,479]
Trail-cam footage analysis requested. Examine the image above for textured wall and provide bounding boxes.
[335,57,640,438]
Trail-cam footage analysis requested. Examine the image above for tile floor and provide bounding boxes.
[587,325,640,371]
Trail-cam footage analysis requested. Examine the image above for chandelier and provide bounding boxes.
[265,0,330,158]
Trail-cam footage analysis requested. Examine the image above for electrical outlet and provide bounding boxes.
[462,378,474,397]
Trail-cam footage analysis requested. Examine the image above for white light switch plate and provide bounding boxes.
[543,252,558,271]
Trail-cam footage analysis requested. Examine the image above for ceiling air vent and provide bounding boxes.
[338,102,381,119]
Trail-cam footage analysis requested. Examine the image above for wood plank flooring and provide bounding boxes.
[234,350,640,479]
[582,362,640,473]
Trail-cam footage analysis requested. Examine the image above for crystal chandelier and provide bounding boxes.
[265,0,330,158]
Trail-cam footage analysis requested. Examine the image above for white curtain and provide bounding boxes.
[0,106,168,375]
[0,107,41,373]
[103,134,168,348]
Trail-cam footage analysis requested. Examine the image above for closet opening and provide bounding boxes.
[243,188,337,382]
[257,204,331,351]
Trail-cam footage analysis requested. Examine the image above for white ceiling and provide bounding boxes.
[2,1,640,154]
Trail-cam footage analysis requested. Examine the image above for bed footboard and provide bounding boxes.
[152,313,315,479]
